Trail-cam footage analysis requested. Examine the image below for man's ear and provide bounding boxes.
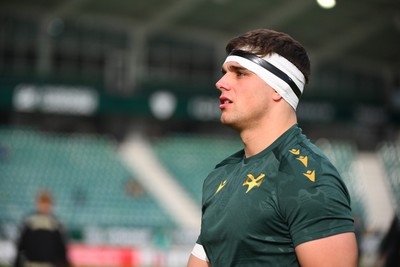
[272,90,283,101]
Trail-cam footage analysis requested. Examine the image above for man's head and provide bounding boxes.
[36,190,53,214]
[224,29,310,110]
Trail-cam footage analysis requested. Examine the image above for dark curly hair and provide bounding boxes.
[225,29,311,84]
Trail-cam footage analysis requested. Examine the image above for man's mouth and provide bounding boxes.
[219,97,232,109]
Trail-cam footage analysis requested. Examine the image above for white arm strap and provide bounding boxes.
[191,243,209,262]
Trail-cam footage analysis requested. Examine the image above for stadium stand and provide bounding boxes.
[377,140,400,215]
[0,127,175,235]
[119,133,201,230]
[152,134,242,204]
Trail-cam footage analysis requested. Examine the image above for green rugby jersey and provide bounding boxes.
[197,125,355,266]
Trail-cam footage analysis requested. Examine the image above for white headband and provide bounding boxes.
[224,50,305,110]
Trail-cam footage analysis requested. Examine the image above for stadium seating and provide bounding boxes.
[152,134,242,204]
[0,127,175,232]
[377,141,400,214]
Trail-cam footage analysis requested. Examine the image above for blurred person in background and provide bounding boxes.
[187,28,358,266]
[378,214,400,267]
[14,190,71,267]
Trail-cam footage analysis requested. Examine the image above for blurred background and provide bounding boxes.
[0,0,399,266]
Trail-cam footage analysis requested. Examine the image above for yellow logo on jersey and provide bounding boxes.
[289,148,316,182]
[215,179,227,194]
[243,173,265,193]
[303,170,316,182]
[296,155,308,167]
[289,149,300,155]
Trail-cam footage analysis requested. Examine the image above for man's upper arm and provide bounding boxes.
[295,232,358,267]
[187,254,210,267]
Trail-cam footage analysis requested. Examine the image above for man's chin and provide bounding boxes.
[220,117,241,131]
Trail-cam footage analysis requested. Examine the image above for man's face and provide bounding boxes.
[215,61,275,131]
[37,200,52,214]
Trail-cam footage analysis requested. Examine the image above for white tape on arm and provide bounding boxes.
[191,243,209,262]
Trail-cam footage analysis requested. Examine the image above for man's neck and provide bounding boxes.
[240,112,297,158]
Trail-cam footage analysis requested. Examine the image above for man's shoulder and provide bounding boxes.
[25,213,62,231]
[214,149,244,169]
[276,136,340,185]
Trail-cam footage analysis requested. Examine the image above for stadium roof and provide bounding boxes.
[1,0,399,83]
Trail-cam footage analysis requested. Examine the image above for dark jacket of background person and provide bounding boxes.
[379,215,400,267]
[14,191,70,267]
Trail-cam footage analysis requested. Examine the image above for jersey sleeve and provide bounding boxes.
[278,156,355,247]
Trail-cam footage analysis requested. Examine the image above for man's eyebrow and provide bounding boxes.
[229,65,248,72]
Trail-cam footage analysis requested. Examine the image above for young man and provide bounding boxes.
[14,190,70,267]
[187,29,358,266]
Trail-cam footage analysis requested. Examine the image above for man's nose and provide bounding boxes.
[216,75,228,92]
